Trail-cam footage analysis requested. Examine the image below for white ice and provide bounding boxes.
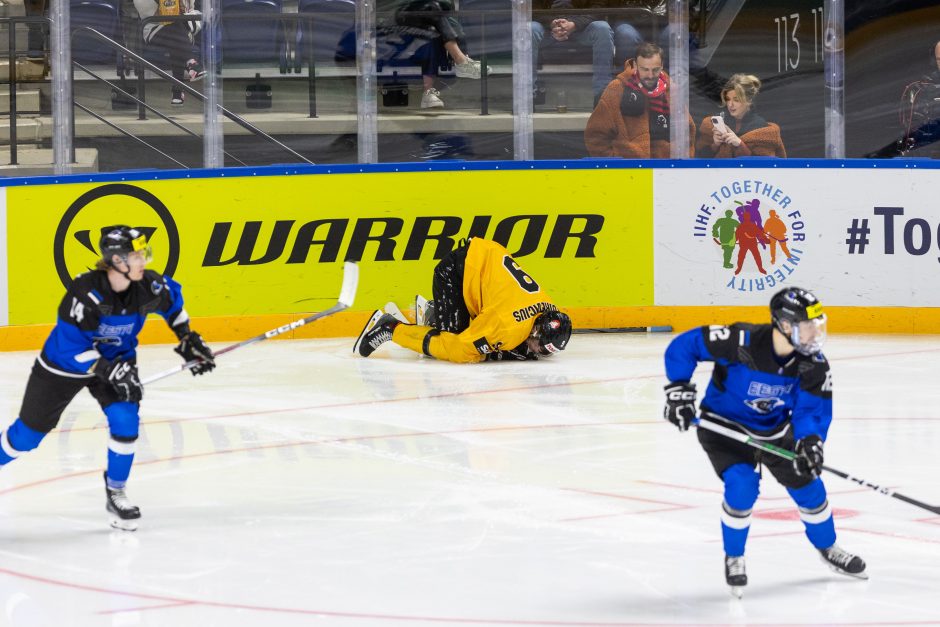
[0,332,938,627]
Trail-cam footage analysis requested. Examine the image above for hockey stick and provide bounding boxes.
[142,262,359,386]
[572,326,672,334]
[694,416,940,515]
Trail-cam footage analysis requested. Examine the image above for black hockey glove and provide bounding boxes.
[175,331,216,375]
[486,348,536,362]
[793,434,824,479]
[486,340,537,362]
[663,381,697,432]
[95,358,143,403]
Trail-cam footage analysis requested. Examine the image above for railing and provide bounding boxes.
[6,6,660,168]
[1,16,49,166]
[141,11,497,119]
[145,8,659,119]
[8,2,896,167]
[70,25,313,166]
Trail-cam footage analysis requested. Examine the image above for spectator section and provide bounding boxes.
[8,1,940,170]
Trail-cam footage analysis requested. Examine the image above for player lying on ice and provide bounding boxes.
[354,237,572,363]
[663,286,867,597]
[0,226,215,531]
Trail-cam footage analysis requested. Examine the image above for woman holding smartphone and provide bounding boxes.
[696,74,787,158]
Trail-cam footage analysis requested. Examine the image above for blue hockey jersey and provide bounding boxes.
[664,323,833,440]
[40,270,189,377]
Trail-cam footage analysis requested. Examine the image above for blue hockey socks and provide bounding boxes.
[0,419,46,466]
[721,464,761,556]
[788,478,837,549]
[104,402,140,488]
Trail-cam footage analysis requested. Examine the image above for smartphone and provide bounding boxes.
[710,115,728,132]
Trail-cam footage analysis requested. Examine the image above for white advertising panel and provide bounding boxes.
[655,168,940,306]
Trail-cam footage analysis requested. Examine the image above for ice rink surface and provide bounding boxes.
[0,332,938,627]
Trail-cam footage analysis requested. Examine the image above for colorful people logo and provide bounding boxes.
[763,209,792,264]
[712,197,793,275]
[712,210,738,269]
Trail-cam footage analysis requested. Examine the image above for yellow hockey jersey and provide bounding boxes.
[393,238,558,363]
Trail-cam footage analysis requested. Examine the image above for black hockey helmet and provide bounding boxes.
[99,225,152,266]
[770,286,826,355]
[532,311,572,355]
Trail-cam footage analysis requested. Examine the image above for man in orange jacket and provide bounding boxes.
[585,42,695,158]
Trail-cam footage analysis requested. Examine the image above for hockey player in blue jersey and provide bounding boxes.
[0,226,215,530]
[663,286,866,597]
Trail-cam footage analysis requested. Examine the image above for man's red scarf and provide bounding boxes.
[627,71,670,117]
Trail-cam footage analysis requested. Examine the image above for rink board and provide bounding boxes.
[0,161,939,349]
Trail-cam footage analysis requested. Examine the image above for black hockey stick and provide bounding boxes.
[142,262,359,385]
[573,326,673,334]
[694,416,940,516]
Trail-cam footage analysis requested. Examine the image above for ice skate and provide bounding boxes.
[819,544,868,580]
[353,310,400,357]
[104,471,141,531]
[415,294,436,328]
[725,555,747,598]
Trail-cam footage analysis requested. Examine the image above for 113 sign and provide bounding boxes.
[775,6,825,73]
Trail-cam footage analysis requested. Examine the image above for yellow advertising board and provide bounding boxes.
[4,169,654,341]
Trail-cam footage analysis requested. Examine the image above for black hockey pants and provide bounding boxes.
[431,239,471,334]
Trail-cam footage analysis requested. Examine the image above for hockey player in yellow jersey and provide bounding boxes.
[354,238,572,363]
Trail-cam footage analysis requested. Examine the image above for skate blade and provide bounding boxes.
[415,294,428,326]
[353,310,384,356]
[109,516,139,532]
[729,585,744,599]
[414,295,430,357]
[384,301,410,325]
[825,563,869,580]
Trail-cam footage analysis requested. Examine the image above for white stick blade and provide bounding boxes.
[339,262,359,308]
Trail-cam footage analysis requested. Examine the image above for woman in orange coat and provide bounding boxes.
[697,74,787,158]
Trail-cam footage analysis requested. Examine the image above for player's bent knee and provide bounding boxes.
[2,418,47,458]
[104,402,141,439]
[722,463,761,510]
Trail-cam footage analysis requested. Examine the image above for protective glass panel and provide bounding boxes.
[687,0,825,160]
[216,0,322,166]
[70,2,207,170]
[2,15,50,170]
[846,2,940,159]
[20,0,890,170]
[533,4,668,159]
[374,0,513,163]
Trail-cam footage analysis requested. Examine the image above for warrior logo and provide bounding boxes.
[54,184,180,290]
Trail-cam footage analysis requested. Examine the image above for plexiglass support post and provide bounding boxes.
[668,0,690,160]
[203,0,223,168]
[51,0,72,174]
[824,0,845,159]
[357,0,378,164]
[512,0,534,160]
